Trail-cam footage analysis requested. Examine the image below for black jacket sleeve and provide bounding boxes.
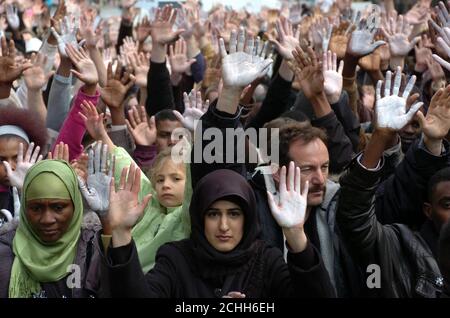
[330,92,361,152]
[311,111,354,174]
[190,100,246,188]
[145,61,175,117]
[245,73,293,130]
[104,240,176,298]
[375,139,450,227]
[115,20,133,54]
[266,243,335,297]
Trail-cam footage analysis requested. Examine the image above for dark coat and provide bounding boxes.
[0,219,104,298]
[102,238,336,298]
[337,157,444,298]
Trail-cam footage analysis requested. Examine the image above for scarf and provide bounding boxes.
[9,160,83,298]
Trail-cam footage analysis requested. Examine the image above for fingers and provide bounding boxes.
[88,148,94,175]
[279,165,287,201]
[384,70,392,96]
[101,143,108,173]
[432,53,450,71]
[236,27,245,52]
[119,166,128,190]
[403,102,424,123]
[392,66,402,96]
[402,75,417,98]
[94,141,102,173]
[288,161,295,192]
[2,161,13,179]
[125,164,136,191]
[219,38,227,58]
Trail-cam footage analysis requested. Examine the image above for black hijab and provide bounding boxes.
[173,169,264,279]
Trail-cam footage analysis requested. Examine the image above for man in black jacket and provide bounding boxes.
[337,68,450,297]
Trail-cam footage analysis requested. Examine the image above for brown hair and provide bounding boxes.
[277,121,327,168]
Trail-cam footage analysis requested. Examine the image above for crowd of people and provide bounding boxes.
[0,0,450,298]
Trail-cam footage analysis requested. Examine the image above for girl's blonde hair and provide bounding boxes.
[149,147,185,185]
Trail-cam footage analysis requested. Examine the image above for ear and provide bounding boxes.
[423,202,433,221]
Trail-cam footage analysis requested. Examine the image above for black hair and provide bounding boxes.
[427,167,450,203]
[155,109,179,125]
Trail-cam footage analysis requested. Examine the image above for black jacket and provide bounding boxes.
[337,157,444,298]
[145,61,175,117]
[0,221,104,298]
[375,139,450,228]
[102,239,335,298]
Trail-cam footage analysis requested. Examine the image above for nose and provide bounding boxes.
[168,138,179,147]
[40,209,56,226]
[219,215,230,232]
[162,179,172,190]
[311,170,325,186]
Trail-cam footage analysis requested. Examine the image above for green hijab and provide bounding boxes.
[9,160,83,298]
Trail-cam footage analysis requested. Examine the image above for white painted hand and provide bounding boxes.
[381,15,419,57]
[269,17,300,60]
[51,16,81,57]
[323,50,344,104]
[79,141,114,216]
[348,11,385,57]
[267,162,308,229]
[375,67,423,130]
[6,5,19,30]
[173,89,209,131]
[220,27,273,88]
[3,142,42,190]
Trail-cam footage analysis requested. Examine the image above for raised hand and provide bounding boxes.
[268,17,300,60]
[347,12,386,57]
[6,4,19,30]
[309,17,333,54]
[109,164,152,234]
[0,37,32,83]
[173,89,209,131]
[79,100,107,141]
[23,53,54,90]
[65,44,98,86]
[323,51,344,104]
[381,15,419,57]
[126,105,157,146]
[416,84,450,141]
[427,55,445,81]
[79,15,99,48]
[128,52,150,88]
[137,16,152,43]
[430,25,450,71]
[289,46,324,100]
[122,36,138,56]
[375,67,423,130]
[405,2,430,26]
[267,162,308,229]
[48,142,69,162]
[3,142,43,190]
[220,28,273,88]
[436,1,450,28]
[150,5,184,45]
[78,141,114,216]
[51,16,80,57]
[169,39,196,74]
[415,37,433,72]
[100,62,136,109]
[329,21,351,59]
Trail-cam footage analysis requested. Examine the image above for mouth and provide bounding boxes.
[40,229,59,236]
[216,235,232,242]
[161,193,174,199]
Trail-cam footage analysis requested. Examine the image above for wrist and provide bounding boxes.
[151,43,167,63]
[389,55,405,70]
[283,227,307,253]
[111,228,132,248]
[82,84,98,96]
[309,92,332,118]
[423,134,443,156]
[0,83,12,99]
[326,92,341,105]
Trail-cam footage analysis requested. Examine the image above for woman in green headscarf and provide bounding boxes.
[0,160,103,298]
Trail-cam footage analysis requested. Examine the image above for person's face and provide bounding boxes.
[399,120,421,153]
[0,137,28,186]
[285,138,329,207]
[204,200,244,252]
[424,181,450,233]
[156,119,183,152]
[26,198,74,243]
[154,159,186,208]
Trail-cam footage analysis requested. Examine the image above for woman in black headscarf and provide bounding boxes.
[101,162,335,298]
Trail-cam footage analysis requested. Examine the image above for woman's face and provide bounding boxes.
[26,199,74,243]
[0,136,28,186]
[154,159,186,208]
[204,200,244,252]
